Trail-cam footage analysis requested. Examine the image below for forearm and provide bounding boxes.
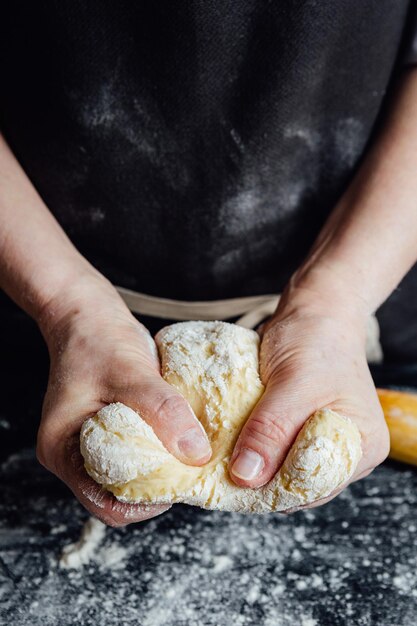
[291,68,417,318]
[0,134,106,322]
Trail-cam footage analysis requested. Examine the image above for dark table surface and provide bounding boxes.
[2,446,417,626]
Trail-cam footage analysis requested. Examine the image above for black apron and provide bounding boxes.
[0,1,416,453]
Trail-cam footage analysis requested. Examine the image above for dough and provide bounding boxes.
[80,321,362,513]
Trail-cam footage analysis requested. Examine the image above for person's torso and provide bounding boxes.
[0,0,413,299]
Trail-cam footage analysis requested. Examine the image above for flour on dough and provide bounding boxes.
[80,321,362,513]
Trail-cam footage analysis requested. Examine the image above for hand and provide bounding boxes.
[228,284,389,509]
[36,274,212,526]
[227,69,417,506]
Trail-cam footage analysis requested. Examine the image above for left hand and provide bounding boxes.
[228,285,389,508]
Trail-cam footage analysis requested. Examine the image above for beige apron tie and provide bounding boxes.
[115,286,383,364]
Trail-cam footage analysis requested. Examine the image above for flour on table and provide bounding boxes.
[60,517,106,569]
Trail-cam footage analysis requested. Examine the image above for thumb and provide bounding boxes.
[119,372,212,466]
[228,377,317,488]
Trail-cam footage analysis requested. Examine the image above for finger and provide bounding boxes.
[229,378,316,488]
[39,390,171,526]
[64,438,170,527]
[347,466,374,484]
[38,433,170,527]
[107,373,212,466]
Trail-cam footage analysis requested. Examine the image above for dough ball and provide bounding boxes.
[80,321,362,513]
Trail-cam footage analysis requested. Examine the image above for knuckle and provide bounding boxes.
[109,354,157,392]
[111,363,142,391]
[244,408,291,448]
[155,393,189,422]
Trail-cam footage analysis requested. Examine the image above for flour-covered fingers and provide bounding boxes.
[37,387,171,526]
[60,436,170,527]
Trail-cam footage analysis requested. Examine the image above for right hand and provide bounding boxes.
[36,273,212,526]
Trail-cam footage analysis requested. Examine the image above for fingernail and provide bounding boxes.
[231,449,264,480]
[177,428,211,461]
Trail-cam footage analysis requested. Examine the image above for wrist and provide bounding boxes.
[37,268,129,346]
[277,262,370,332]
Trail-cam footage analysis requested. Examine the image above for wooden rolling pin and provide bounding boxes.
[378,389,417,466]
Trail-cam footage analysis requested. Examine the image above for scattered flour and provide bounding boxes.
[98,544,129,570]
[59,517,129,571]
[3,435,417,626]
[60,517,106,569]
[211,555,234,573]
